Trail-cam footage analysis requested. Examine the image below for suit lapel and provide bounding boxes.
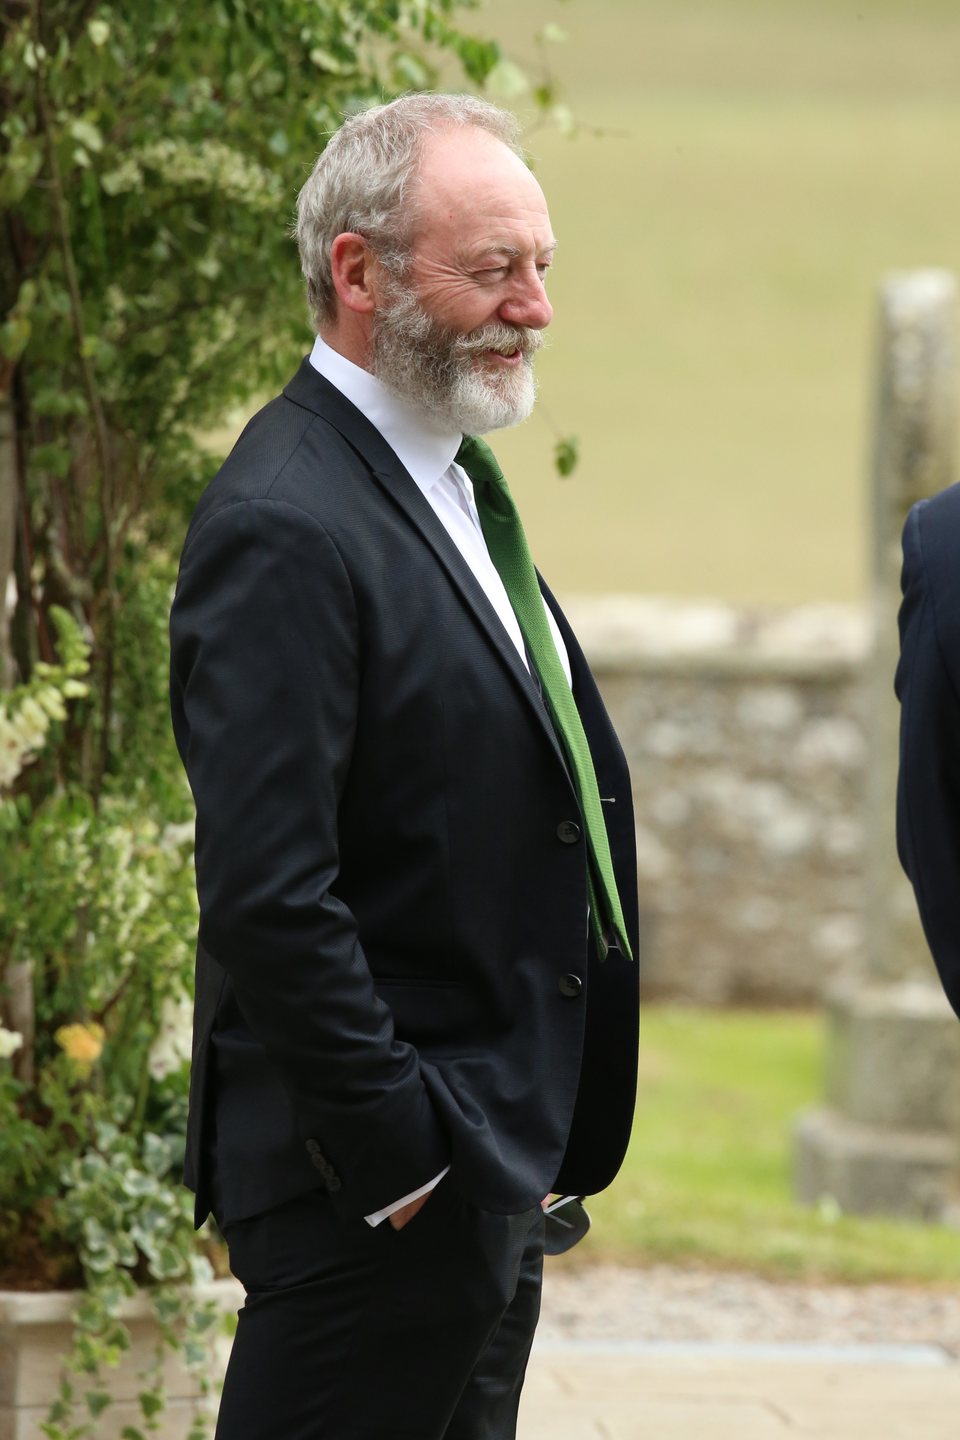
[283,361,570,775]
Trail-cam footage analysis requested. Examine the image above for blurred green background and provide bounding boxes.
[584,1008,960,1281]
[450,0,960,603]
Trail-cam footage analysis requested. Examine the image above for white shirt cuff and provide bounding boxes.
[363,1165,451,1227]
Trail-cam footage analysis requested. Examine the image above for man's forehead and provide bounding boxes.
[411,131,555,258]
[415,127,548,209]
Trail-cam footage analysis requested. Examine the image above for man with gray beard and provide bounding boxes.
[169,93,639,1439]
[370,274,544,434]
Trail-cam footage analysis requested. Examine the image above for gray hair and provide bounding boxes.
[295,93,524,331]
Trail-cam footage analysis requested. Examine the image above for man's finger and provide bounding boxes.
[389,1190,432,1231]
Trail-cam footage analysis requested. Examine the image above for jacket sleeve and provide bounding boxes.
[170,495,450,1217]
[895,499,960,1021]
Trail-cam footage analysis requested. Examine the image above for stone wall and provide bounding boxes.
[569,597,872,1006]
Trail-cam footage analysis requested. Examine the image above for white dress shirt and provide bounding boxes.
[308,338,572,687]
[308,336,571,1225]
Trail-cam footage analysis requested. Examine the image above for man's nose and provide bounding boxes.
[499,273,553,330]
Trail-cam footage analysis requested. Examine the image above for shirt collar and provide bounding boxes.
[308,335,460,494]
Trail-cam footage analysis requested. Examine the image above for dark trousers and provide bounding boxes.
[214,1177,545,1440]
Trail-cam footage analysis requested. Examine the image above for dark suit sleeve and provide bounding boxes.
[896,499,960,1020]
[170,496,450,1216]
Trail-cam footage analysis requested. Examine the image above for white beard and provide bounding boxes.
[370,283,542,434]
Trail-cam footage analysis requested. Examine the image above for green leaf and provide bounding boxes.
[554,436,579,477]
[105,1323,131,1352]
[187,1303,218,1333]
[30,387,86,418]
[486,60,529,99]
[0,137,43,206]
[152,1242,187,1279]
[28,443,72,479]
[550,104,576,138]
[85,1390,111,1417]
[309,47,349,74]
[0,278,37,362]
[142,1132,174,1176]
[456,36,500,84]
[44,284,71,317]
[1,798,22,832]
[138,1391,163,1420]
[0,314,32,362]
[392,52,430,90]
[121,1168,157,1197]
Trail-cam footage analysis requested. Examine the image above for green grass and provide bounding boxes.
[575,1006,960,1283]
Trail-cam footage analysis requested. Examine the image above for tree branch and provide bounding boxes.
[32,0,115,797]
[6,961,36,1087]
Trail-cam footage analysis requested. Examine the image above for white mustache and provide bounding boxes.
[455,324,544,360]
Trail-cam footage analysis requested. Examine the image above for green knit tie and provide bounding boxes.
[456,435,633,962]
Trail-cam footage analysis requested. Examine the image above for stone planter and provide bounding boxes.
[0,1280,242,1440]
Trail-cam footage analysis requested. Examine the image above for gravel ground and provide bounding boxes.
[538,1264,960,1354]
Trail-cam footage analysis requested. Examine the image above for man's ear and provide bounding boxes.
[330,232,378,314]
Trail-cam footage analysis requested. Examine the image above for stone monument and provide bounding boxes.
[794,269,960,1219]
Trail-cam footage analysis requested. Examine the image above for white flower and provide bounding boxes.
[100,157,144,196]
[35,685,67,721]
[148,994,194,1081]
[0,1027,24,1060]
[160,819,195,852]
[137,139,281,209]
[0,715,33,789]
[16,696,48,732]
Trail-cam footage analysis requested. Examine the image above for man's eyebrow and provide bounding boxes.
[471,240,558,262]
[473,244,521,261]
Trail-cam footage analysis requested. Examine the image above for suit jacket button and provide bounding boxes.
[559,973,583,998]
[557,821,581,844]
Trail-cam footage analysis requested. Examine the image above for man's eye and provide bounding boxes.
[477,267,509,280]
[536,263,552,278]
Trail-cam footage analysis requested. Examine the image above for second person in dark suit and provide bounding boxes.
[897,481,960,1020]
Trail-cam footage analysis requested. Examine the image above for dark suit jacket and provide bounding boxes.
[896,482,960,1020]
[169,359,640,1228]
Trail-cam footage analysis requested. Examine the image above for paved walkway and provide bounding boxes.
[520,1342,960,1438]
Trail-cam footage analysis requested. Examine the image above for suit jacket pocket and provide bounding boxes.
[373,977,477,1057]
